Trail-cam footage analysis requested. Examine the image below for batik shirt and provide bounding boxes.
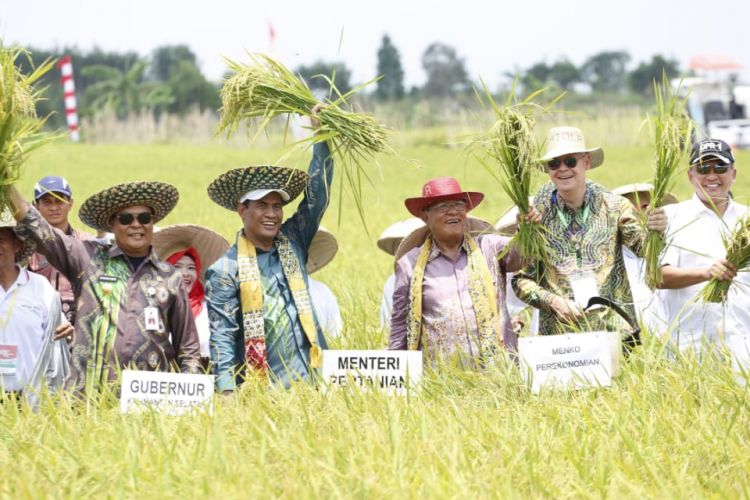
[16,207,201,394]
[207,142,332,391]
[512,181,646,335]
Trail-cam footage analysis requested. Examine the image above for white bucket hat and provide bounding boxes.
[540,126,604,169]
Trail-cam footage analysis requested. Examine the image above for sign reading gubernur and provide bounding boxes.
[120,370,214,415]
[518,332,619,394]
[322,350,422,395]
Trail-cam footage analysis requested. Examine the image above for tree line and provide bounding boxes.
[18,38,682,129]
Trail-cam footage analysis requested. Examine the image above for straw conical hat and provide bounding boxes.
[307,226,338,274]
[612,183,678,206]
[79,181,178,233]
[377,218,425,256]
[494,197,535,236]
[152,224,230,279]
[394,217,495,262]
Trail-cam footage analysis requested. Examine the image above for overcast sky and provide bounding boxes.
[2,0,749,87]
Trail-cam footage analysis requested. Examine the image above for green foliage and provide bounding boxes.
[701,215,750,302]
[421,43,470,98]
[295,60,352,97]
[582,51,631,93]
[375,34,405,101]
[548,59,580,90]
[629,55,680,96]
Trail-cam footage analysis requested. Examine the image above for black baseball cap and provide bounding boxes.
[690,139,735,166]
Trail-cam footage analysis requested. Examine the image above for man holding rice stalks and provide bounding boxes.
[657,139,750,355]
[388,177,523,367]
[512,127,666,336]
[4,181,202,396]
[206,105,332,391]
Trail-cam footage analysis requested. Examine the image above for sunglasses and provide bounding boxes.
[693,162,730,175]
[547,156,580,171]
[116,211,153,226]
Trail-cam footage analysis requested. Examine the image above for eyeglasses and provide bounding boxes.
[116,212,153,225]
[427,200,468,214]
[547,156,580,171]
[693,162,730,175]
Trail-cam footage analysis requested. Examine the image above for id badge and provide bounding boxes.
[571,272,599,308]
[0,344,18,375]
[144,306,160,331]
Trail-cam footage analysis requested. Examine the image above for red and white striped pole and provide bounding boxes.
[57,55,80,142]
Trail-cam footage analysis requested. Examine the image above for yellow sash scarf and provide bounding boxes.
[237,232,322,374]
[406,234,502,359]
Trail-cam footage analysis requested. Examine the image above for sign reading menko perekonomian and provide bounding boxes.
[120,370,214,415]
[519,332,619,394]
[322,350,422,395]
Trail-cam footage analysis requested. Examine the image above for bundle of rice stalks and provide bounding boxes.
[218,53,393,229]
[700,216,750,303]
[644,75,693,289]
[470,81,560,262]
[0,44,56,206]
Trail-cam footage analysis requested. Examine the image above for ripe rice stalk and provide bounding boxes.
[644,75,693,289]
[0,44,58,206]
[470,80,561,262]
[218,53,394,231]
[700,216,750,303]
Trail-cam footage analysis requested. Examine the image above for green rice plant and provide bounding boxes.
[218,53,394,230]
[0,43,58,206]
[644,75,693,289]
[700,215,750,303]
[470,80,560,262]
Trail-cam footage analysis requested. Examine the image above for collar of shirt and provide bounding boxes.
[426,236,470,263]
[687,192,743,220]
[107,244,161,270]
[0,265,29,298]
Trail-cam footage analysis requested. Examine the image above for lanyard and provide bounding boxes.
[553,193,591,230]
[0,288,21,332]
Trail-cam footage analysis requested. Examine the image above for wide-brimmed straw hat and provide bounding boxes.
[494,197,535,236]
[307,226,338,274]
[0,207,35,264]
[152,224,230,280]
[404,177,484,217]
[540,126,604,169]
[79,181,179,233]
[208,166,309,211]
[612,183,678,206]
[377,218,425,256]
[394,216,495,262]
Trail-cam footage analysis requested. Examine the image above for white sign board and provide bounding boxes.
[120,370,214,415]
[518,332,619,394]
[728,334,750,374]
[322,350,422,395]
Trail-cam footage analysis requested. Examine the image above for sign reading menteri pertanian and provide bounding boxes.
[322,350,422,395]
[120,370,214,415]
[519,332,619,394]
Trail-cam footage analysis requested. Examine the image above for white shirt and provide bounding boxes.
[195,304,210,357]
[661,195,750,354]
[623,247,669,333]
[309,278,343,339]
[0,267,57,392]
[505,273,539,336]
[379,274,396,332]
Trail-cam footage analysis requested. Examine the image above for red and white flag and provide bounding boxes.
[57,55,80,142]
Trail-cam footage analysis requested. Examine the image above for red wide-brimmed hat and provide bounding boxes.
[404,177,484,217]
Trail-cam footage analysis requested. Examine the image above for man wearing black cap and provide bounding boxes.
[659,139,749,355]
[29,176,92,325]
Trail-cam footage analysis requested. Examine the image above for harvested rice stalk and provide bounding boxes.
[218,53,393,229]
[700,216,750,303]
[0,44,57,206]
[644,75,693,289]
[471,81,560,262]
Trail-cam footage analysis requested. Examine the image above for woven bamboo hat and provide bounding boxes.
[612,183,678,206]
[394,216,495,262]
[207,166,309,211]
[79,181,179,233]
[377,218,425,256]
[0,207,35,263]
[307,226,338,274]
[152,224,230,279]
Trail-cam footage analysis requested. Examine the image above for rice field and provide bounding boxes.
[2,127,750,497]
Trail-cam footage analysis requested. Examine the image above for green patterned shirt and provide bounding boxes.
[512,181,646,335]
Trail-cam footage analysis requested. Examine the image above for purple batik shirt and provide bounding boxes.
[389,233,522,365]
